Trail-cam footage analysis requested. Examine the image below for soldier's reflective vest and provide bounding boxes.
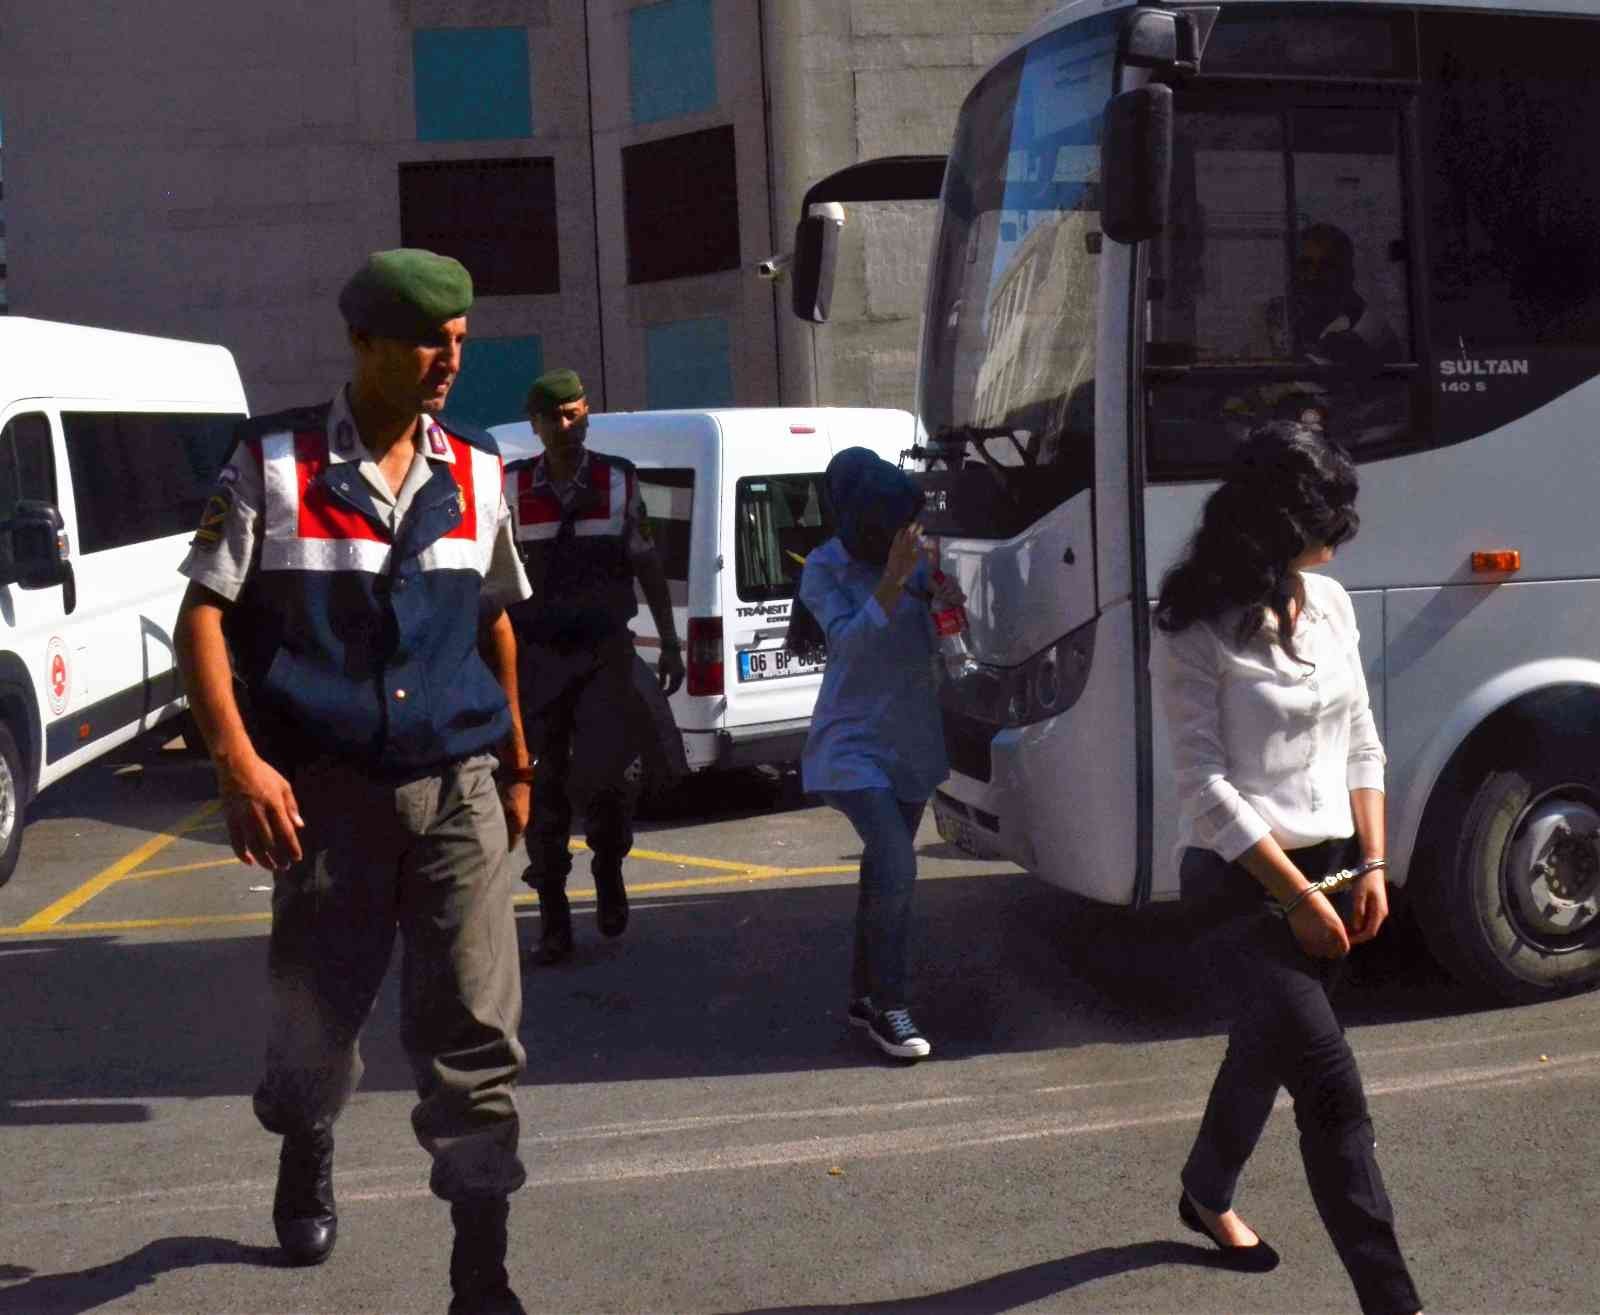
[506,450,638,649]
[227,403,511,774]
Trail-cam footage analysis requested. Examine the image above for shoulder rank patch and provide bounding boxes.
[191,486,235,551]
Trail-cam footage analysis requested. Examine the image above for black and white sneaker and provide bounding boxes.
[867,1007,931,1060]
[846,996,875,1029]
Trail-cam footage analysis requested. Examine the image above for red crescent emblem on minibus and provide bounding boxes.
[45,637,70,716]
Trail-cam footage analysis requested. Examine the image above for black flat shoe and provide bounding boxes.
[1178,1191,1280,1273]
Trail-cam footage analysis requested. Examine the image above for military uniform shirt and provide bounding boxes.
[181,388,530,611]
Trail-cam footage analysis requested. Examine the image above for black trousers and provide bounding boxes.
[1179,842,1421,1315]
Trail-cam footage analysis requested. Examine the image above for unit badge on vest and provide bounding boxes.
[427,422,450,457]
[192,486,235,551]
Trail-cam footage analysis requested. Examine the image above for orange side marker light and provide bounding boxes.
[1471,549,1521,574]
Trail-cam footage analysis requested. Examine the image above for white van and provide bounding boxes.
[491,407,913,795]
[0,318,248,882]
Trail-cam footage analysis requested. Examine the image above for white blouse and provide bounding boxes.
[1154,570,1385,863]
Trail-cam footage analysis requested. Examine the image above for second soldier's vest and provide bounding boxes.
[507,450,638,650]
[227,403,511,775]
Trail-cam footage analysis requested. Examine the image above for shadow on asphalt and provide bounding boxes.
[3,742,1481,1114]
[1,869,1474,1118]
[0,1237,279,1314]
[724,1240,1224,1314]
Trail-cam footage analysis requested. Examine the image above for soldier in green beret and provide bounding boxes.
[504,367,686,964]
[176,248,533,1314]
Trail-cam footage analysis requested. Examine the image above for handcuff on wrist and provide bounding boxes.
[1277,858,1387,918]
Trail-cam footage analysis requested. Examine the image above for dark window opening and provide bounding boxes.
[636,467,695,584]
[1421,14,1600,445]
[623,126,740,284]
[1147,100,1416,480]
[399,157,559,297]
[62,411,239,553]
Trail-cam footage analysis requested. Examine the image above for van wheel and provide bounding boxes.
[0,723,25,887]
[1416,751,1600,1004]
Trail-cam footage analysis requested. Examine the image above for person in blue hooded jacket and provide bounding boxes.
[797,447,961,1061]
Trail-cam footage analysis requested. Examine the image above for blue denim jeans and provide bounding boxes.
[824,790,926,1009]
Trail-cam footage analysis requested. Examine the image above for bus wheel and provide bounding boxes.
[0,723,24,887]
[1419,757,1600,1003]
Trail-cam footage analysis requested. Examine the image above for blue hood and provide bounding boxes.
[826,447,923,567]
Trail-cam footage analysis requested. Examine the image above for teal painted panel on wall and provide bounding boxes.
[414,27,532,142]
[449,335,544,429]
[630,0,717,125]
[646,318,732,409]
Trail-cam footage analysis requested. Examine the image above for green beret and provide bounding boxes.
[339,249,473,340]
[526,368,585,415]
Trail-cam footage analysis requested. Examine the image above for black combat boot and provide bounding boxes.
[448,1198,525,1314]
[273,1127,337,1265]
[534,878,573,965]
[592,859,629,938]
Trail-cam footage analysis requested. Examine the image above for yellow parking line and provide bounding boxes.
[129,856,241,880]
[14,800,223,932]
[1,863,872,938]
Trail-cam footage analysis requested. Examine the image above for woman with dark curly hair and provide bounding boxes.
[1153,422,1422,1315]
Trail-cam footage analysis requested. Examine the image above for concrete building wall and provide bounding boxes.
[764,0,1060,411]
[0,0,1061,420]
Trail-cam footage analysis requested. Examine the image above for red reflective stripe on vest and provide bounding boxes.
[515,456,620,530]
[444,432,478,541]
[294,432,386,542]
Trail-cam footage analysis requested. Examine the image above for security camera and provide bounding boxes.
[757,252,793,282]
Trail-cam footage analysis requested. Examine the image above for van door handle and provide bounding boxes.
[753,626,788,643]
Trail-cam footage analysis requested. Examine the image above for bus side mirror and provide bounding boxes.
[1120,10,1200,72]
[792,207,844,324]
[1101,84,1173,245]
[0,499,74,598]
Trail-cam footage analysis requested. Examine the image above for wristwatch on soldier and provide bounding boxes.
[498,760,535,786]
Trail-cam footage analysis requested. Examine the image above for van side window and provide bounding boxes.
[637,468,694,584]
[61,411,239,553]
[736,473,831,603]
[0,413,56,520]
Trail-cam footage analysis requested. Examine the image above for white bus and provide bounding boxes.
[790,1,1600,1004]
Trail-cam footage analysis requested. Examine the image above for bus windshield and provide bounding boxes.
[918,13,1118,540]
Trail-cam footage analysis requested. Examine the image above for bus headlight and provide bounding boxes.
[939,617,1097,732]
[999,617,1096,728]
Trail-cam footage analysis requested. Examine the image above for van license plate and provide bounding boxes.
[737,648,824,682]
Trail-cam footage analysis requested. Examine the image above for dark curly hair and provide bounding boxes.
[1155,421,1359,663]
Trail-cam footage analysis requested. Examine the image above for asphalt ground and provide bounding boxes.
[2,733,1597,1314]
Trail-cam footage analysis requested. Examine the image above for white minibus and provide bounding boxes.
[0,318,247,883]
[492,407,912,798]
